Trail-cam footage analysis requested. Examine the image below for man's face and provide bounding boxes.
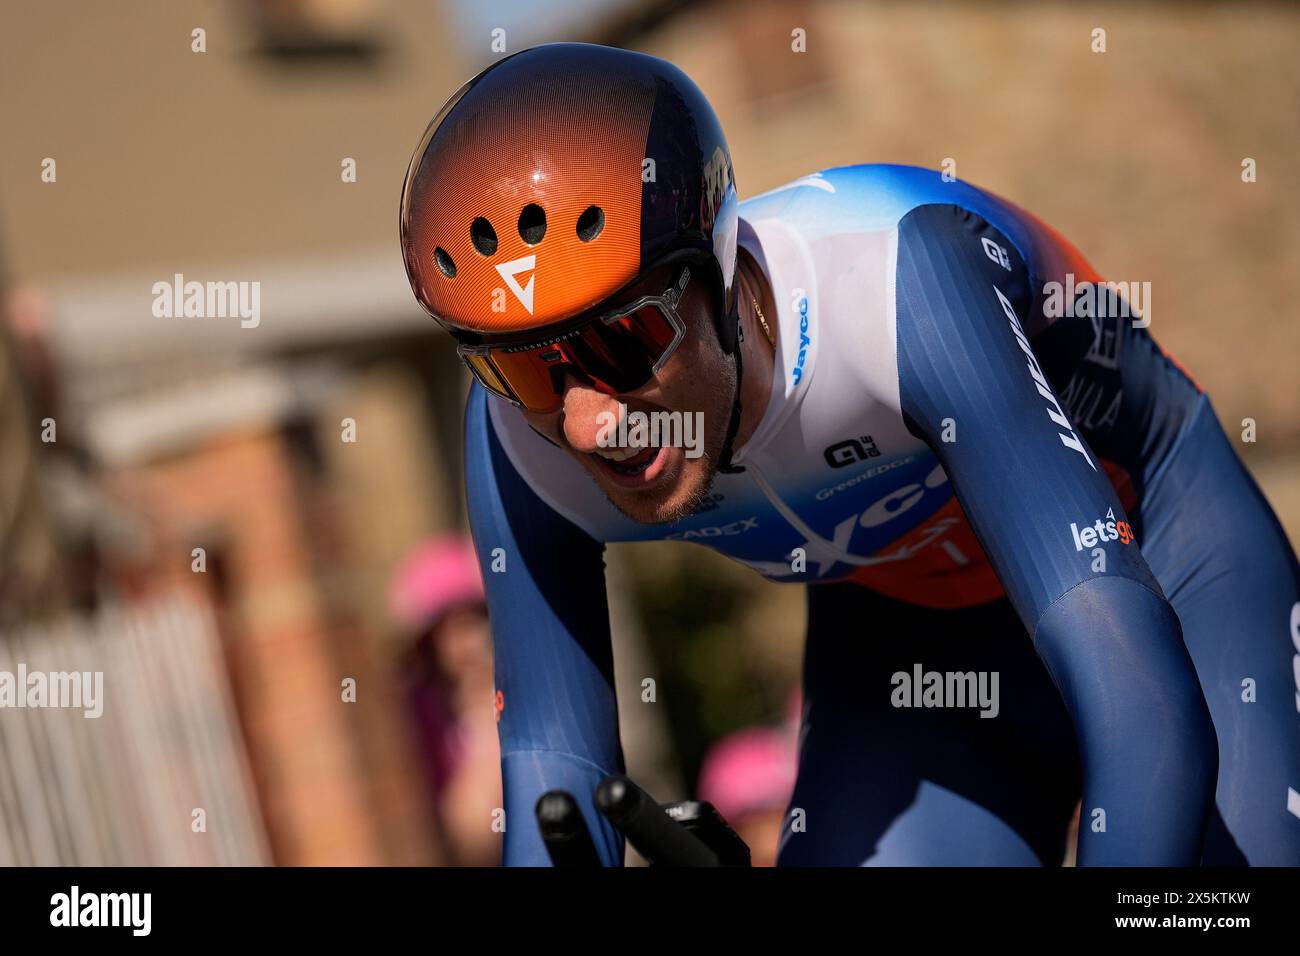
[519,264,736,525]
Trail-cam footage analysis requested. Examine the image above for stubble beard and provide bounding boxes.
[596,355,738,526]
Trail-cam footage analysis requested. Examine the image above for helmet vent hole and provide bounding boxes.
[576,205,605,242]
[518,204,547,245]
[433,247,456,278]
[470,217,498,256]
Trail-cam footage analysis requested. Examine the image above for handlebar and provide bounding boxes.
[536,774,751,867]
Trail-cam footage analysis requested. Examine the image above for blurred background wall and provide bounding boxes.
[0,0,1295,864]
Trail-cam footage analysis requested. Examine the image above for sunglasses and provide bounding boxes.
[458,264,692,413]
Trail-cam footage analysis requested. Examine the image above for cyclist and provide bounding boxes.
[399,42,1300,866]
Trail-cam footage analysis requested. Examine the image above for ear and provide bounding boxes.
[707,261,739,355]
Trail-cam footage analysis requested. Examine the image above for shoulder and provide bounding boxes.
[742,164,1087,287]
[741,164,1017,231]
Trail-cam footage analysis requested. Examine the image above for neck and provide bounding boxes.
[730,249,776,452]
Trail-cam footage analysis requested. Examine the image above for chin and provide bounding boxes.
[603,452,719,525]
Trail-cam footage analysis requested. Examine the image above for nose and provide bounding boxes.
[558,373,624,454]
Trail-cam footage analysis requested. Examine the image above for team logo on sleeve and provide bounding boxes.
[982,237,1012,271]
[993,284,1096,471]
[1069,507,1135,551]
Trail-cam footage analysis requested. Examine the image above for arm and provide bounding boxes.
[463,385,625,866]
[893,203,1217,865]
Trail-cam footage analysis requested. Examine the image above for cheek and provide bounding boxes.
[660,322,727,406]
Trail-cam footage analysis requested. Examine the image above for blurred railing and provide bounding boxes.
[0,594,270,865]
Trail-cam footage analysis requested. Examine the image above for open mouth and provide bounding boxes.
[591,444,666,485]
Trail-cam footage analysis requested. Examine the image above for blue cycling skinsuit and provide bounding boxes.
[465,164,1300,866]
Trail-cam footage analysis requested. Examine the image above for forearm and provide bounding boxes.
[464,385,625,865]
[1034,576,1218,865]
[500,749,623,866]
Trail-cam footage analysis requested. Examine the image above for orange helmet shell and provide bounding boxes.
[400,43,738,338]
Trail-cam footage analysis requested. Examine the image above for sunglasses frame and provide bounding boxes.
[456,263,693,411]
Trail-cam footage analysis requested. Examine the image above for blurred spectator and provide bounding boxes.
[2,283,148,614]
[0,283,67,621]
[390,534,501,866]
[3,284,61,423]
[696,692,800,867]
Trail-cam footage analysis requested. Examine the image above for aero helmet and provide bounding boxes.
[400,42,740,352]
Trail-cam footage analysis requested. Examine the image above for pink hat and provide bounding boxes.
[696,726,797,822]
[389,535,486,635]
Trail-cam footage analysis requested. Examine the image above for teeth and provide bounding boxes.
[595,445,647,462]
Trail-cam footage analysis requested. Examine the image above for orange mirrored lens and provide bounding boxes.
[480,348,568,412]
[463,282,685,412]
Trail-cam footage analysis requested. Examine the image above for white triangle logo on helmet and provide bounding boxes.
[496,255,536,314]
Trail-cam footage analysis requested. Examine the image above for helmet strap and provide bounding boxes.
[717,309,745,474]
